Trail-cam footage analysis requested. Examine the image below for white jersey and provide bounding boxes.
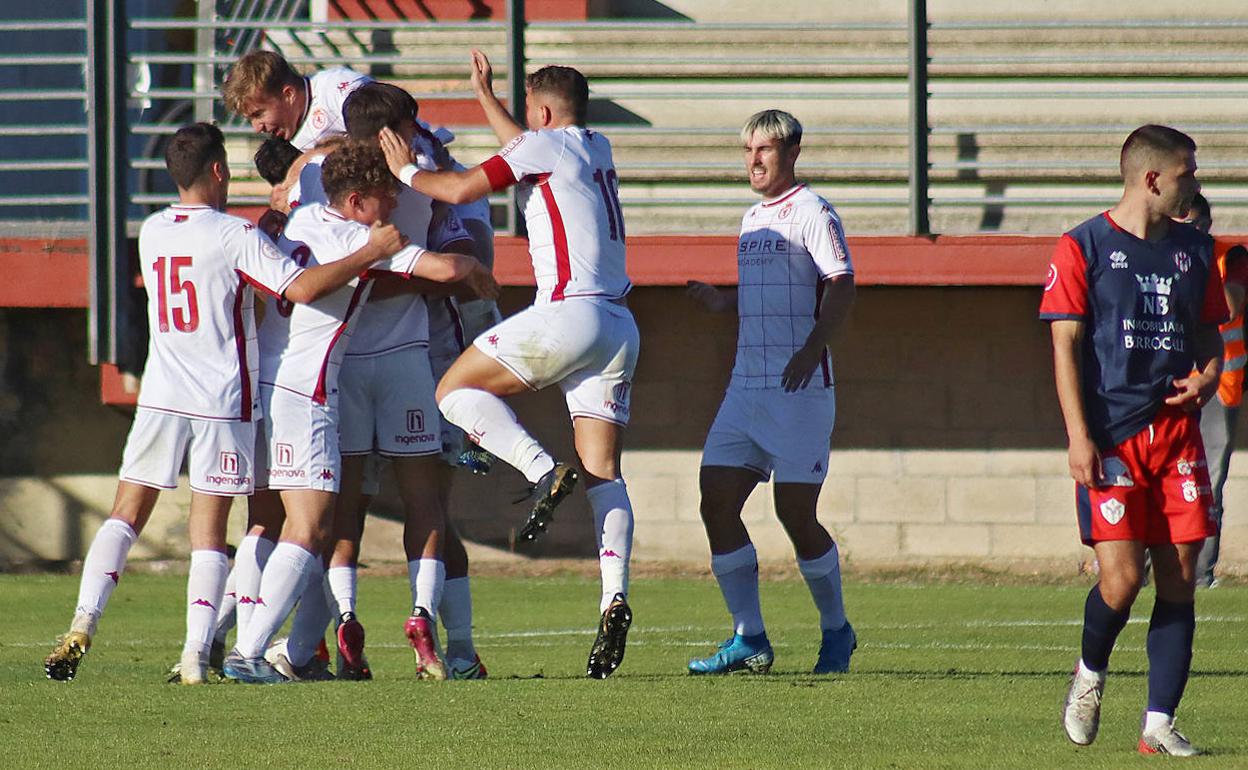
[415,120,492,225]
[258,203,423,403]
[481,127,630,304]
[289,67,372,151]
[136,205,304,421]
[733,184,853,390]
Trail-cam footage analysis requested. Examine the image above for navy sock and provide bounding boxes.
[1081,584,1130,671]
[1146,599,1196,716]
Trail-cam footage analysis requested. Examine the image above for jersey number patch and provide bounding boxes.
[276,244,313,317]
[592,168,625,242]
[152,256,199,333]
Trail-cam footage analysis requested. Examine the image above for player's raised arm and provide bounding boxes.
[470,49,525,145]
[283,220,407,304]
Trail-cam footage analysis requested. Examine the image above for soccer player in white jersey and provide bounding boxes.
[223,142,497,683]
[381,50,639,679]
[43,123,407,684]
[222,50,371,151]
[686,110,857,675]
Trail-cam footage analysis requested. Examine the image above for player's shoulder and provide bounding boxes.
[1169,220,1214,252]
[791,186,841,219]
[500,128,562,157]
[312,67,370,95]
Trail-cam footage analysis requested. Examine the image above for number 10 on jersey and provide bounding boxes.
[152,256,199,333]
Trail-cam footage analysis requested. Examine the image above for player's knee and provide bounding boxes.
[1099,571,1145,609]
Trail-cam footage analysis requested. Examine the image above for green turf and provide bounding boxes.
[2,573,1245,768]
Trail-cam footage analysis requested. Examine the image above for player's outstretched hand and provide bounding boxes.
[1165,373,1214,412]
[269,180,293,215]
[466,264,501,301]
[470,49,493,97]
[368,220,407,258]
[257,208,288,240]
[686,280,733,313]
[379,127,417,180]
[1067,434,1102,488]
[780,343,823,392]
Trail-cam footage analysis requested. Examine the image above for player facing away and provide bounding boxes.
[1042,125,1225,756]
[43,123,404,684]
[379,50,639,679]
[223,142,497,684]
[685,110,857,676]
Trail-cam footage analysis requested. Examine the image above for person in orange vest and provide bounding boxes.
[1185,193,1248,588]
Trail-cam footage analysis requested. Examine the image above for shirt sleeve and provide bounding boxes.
[1201,257,1229,325]
[229,221,304,298]
[341,226,425,277]
[480,131,562,192]
[1038,234,1089,320]
[803,204,854,278]
[290,161,327,209]
[429,205,472,252]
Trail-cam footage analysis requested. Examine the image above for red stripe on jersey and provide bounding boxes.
[237,269,283,301]
[481,155,517,191]
[233,277,252,421]
[539,182,573,301]
[312,281,370,405]
[762,184,807,208]
[814,277,831,387]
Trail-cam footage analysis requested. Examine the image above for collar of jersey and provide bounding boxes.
[321,205,349,222]
[761,184,806,207]
[169,204,212,212]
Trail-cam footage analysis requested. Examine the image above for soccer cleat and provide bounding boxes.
[264,640,334,682]
[1139,720,1200,756]
[1062,663,1106,746]
[457,446,495,475]
[222,650,288,684]
[518,463,579,542]
[688,633,774,675]
[404,608,447,680]
[208,638,226,673]
[176,650,209,685]
[812,622,857,674]
[336,612,372,681]
[587,593,632,679]
[447,654,489,680]
[44,631,91,681]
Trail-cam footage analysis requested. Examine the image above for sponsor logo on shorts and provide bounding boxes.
[220,452,240,475]
[1180,479,1210,503]
[276,443,295,468]
[394,432,438,446]
[204,473,251,488]
[269,468,306,479]
[1099,499,1125,525]
[319,469,335,481]
[407,409,425,434]
[603,381,632,414]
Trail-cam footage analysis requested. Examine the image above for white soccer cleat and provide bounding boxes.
[1139,720,1200,757]
[177,650,208,685]
[1062,663,1105,746]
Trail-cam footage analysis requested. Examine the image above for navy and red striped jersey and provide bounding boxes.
[1040,212,1226,449]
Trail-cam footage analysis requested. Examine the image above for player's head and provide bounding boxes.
[253,137,301,186]
[343,82,419,145]
[222,51,306,140]
[740,109,802,198]
[1179,192,1212,233]
[165,122,230,207]
[1119,124,1199,218]
[524,65,589,128]
[320,140,399,225]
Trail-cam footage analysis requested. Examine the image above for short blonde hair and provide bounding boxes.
[740,109,802,148]
[222,51,302,115]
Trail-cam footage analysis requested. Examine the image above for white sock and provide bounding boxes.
[797,544,848,631]
[438,388,555,483]
[711,544,765,638]
[286,560,331,667]
[182,550,229,657]
[233,534,275,637]
[587,479,634,613]
[408,558,446,619]
[213,566,238,644]
[439,576,476,661]
[73,519,139,635]
[327,565,357,617]
[1144,710,1173,733]
[234,542,315,659]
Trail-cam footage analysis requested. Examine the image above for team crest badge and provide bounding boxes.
[1182,479,1199,503]
[778,202,793,219]
[1177,458,1192,476]
[1099,499,1125,525]
[1109,250,1128,269]
[1173,251,1191,273]
[311,108,328,130]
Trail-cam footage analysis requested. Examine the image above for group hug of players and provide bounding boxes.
[39,44,1237,756]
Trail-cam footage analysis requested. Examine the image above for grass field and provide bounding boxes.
[2,572,1245,768]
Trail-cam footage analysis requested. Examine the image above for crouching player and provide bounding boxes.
[685,110,857,675]
[43,123,405,683]
[223,142,497,683]
[1044,125,1223,755]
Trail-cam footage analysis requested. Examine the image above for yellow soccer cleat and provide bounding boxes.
[44,631,91,682]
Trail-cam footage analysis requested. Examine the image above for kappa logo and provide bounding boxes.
[1174,250,1191,273]
[191,598,215,610]
[812,461,824,473]
[106,570,120,584]
[1109,250,1128,269]
[487,334,500,347]
[601,549,622,559]
[1099,499,1125,525]
[320,469,335,481]
[242,223,255,232]
[337,80,352,92]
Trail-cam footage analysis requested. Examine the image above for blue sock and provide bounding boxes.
[1081,584,1130,672]
[1146,599,1195,716]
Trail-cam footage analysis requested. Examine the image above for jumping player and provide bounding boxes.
[685,109,857,676]
[380,50,639,679]
[1043,125,1224,755]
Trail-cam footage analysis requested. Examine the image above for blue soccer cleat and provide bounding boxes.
[222,650,287,684]
[688,633,773,675]
[812,622,857,674]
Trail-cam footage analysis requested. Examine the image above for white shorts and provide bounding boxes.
[118,409,255,495]
[473,298,640,426]
[339,347,440,457]
[256,385,341,493]
[701,384,836,484]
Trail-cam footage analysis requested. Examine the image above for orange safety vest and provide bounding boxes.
[1215,238,1246,407]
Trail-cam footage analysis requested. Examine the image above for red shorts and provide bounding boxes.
[1076,406,1217,546]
